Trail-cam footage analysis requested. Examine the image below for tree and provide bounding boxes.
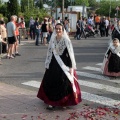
[35,0,43,9]
[96,0,120,17]
[0,3,8,17]
[0,0,3,5]
[21,0,34,12]
[88,0,99,9]
[74,0,89,6]
[7,0,19,17]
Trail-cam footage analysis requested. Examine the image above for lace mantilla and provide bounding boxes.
[45,37,67,69]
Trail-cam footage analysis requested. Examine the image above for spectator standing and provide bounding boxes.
[19,18,28,39]
[64,19,70,35]
[99,18,106,37]
[48,18,54,43]
[6,16,16,59]
[13,15,21,56]
[87,16,94,27]
[77,17,84,40]
[34,17,41,46]
[105,17,109,37]
[56,17,61,24]
[95,15,100,30]
[52,17,56,28]
[0,21,7,53]
[41,18,48,46]
[29,17,35,40]
[0,33,2,65]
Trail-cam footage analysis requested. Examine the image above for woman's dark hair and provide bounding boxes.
[55,23,64,31]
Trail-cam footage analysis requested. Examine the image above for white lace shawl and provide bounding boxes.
[45,30,77,69]
[105,44,120,57]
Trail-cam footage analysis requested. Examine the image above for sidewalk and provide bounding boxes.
[0,82,119,120]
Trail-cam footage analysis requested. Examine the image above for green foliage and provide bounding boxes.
[96,0,120,17]
[75,0,89,6]
[21,0,34,12]
[7,0,19,17]
[0,3,8,17]
[88,0,99,9]
[35,0,43,9]
[22,8,50,27]
[0,13,8,23]
[0,13,3,18]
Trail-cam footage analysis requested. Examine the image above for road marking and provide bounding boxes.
[83,66,101,72]
[76,71,120,84]
[96,63,102,66]
[79,80,120,94]
[82,91,120,109]
[21,80,120,108]
[22,81,40,88]
[77,71,109,80]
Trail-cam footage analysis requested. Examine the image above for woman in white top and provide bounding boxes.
[37,23,82,110]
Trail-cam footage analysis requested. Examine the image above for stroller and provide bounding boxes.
[84,24,99,37]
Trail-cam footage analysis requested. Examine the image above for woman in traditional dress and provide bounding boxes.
[112,20,120,41]
[37,23,82,110]
[102,38,120,78]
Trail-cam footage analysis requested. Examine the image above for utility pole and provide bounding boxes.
[62,0,64,22]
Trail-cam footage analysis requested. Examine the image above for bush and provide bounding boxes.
[20,8,51,28]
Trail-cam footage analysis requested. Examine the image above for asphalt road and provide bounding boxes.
[0,35,120,109]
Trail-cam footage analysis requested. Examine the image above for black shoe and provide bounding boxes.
[46,105,55,110]
[15,53,21,56]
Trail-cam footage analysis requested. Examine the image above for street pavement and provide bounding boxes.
[0,36,120,120]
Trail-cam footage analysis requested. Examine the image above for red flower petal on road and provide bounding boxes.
[21,115,27,120]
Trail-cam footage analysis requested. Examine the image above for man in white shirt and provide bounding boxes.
[105,17,109,37]
[56,17,61,24]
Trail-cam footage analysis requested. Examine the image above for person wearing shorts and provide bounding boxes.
[7,15,16,59]
[41,18,48,46]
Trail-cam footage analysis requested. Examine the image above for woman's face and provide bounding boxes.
[55,25,63,36]
[113,40,119,47]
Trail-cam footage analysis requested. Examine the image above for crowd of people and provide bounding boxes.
[0,15,72,65]
[0,15,26,64]
[29,16,71,46]
[75,15,111,40]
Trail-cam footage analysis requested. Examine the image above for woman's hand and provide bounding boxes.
[70,68,73,75]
